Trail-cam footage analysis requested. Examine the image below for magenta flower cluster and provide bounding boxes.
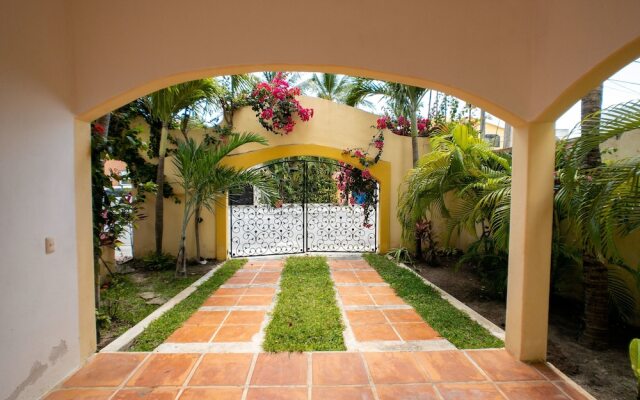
[248,73,314,135]
[376,115,435,137]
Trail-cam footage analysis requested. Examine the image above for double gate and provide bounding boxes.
[229,158,377,257]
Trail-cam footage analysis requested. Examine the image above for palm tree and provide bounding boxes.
[172,133,277,276]
[139,79,217,255]
[213,74,258,127]
[299,73,357,104]
[346,78,429,167]
[560,99,640,347]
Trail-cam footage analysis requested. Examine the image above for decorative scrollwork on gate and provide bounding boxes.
[228,158,378,257]
[230,204,304,257]
[306,203,376,252]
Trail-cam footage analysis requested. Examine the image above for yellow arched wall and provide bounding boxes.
[216,144,391,259]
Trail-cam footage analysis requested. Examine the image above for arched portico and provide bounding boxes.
[3,1,640,397]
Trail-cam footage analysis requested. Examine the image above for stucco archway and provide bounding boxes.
[217,144,392,258]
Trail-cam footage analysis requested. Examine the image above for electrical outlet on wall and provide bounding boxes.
[45,237,55,254]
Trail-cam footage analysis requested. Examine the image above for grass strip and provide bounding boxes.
[363,253,504,349]
[263,256,345,352]
[128,258,246,351]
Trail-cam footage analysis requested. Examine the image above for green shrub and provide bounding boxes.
[141,252,176,271]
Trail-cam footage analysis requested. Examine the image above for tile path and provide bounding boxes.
[44,256,592,400]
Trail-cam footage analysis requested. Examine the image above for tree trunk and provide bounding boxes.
[581,256,609,349]
[410,107,419,167]
[580,85,608,346]
[504,123,512,148]
[155,123,169,255]
[581,84,603,168]
[194,204,202,261]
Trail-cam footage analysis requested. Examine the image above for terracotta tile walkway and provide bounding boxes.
[44,256,592,400]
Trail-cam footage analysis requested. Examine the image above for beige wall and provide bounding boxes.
[131,97,427,259]
[0,2,86,400]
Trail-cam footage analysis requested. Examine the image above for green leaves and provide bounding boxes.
[630,338,640,380]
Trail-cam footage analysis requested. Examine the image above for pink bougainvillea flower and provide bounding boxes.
[374,140,384,150]
[353,149,364,158]
[94,124,105,134]
[261,108,274,120]
[376,117,388,130]
[362,169,372,179]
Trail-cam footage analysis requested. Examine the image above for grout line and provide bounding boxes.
[241,352,259,400]
[106,352,154,400]
[461,350,509,399]
[177,352,206,399]
[358,352,380,400]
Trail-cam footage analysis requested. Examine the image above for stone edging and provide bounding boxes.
[388,256,506,341]
[100,263,223,353]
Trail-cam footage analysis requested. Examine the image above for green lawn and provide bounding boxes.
[263,256,345,352]
[98,269,204,343]
[363,253,504,349]
[128,259,246,351]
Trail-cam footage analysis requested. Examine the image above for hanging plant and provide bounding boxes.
[376,115,437,137]
[248,73,314,135]
[338,129,385,227]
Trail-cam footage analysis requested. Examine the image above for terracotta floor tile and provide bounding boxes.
[350,260,372,268]
[214,287,247,296]
[312,386,374,399]
[499,382,570,399]
[226,277,254,285]
[346,310,387,325]
[243,263,263,270]
[376,384,439,400]
[367,286,396,295]
[213,324,261,342]
[237,295,273,306]
[554,382,591,400]
[413,351,484,382]
[165,325,218,343]
[253,272,280,284]
[372,294,406,305]
[531,363,563,381]
[312,353,368,385]
[364,352,428,384]
[44,389,114,400]
[246,387,307,400]
[179,387,243,400]
[203,296,240,306]
[337,286,368,296]
[341,295,375,306]
[225,310,266,325]
[126,353,199,387]
[352,324,400,341]
[184,311,227,325]
[394,323,440,341]
[332,271,360,283]
[466,350,544,381]
[356,271,385,283]
[63,353,146,387]
[251,353,308,385]
[384,309,423,323]
[112,387,179,400]
[262,260,284,267]
[244,287,276,296]
[189,353,253,386]
[436,383,506,400]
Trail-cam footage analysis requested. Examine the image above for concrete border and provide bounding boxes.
[100,263,224,352]
[388,256,506,341]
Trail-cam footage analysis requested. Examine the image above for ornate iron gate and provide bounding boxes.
[229,158,377,257]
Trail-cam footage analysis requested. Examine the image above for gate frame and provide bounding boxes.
[229,158,379,257]
[217,144,391,259]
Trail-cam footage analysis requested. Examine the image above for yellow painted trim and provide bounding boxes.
[215,144,391,259]
[74,120,97,359]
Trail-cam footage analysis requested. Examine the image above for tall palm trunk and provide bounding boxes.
[410,105,422,259]
[580,84,608,348]
[194,205,202,262]
[155,123,169,255]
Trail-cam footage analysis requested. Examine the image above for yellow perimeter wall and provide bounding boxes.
[131,96,427,260]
